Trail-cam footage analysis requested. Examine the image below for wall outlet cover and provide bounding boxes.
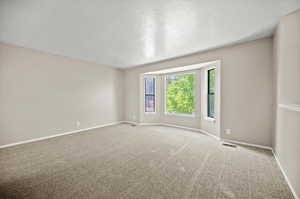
[225,129,231,135]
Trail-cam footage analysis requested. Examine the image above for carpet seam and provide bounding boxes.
[182,151,211,199]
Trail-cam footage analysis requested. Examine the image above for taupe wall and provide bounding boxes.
[0,43,124,146]
[0,38,273,148]
[274,10,300,198]
[124,37,274,147]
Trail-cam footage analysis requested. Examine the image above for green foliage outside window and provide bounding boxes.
[166,74,195,114]
[208,70,215,93]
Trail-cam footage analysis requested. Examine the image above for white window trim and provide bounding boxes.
[164,72,196,117]
[204,116,216,122]
[144,76,157,114]
[165,112,196,118]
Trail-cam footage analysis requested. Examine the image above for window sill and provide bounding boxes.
[165,112,195,118]
[278,104,300,112]
[205,117,215,122]
[144,112,156,115]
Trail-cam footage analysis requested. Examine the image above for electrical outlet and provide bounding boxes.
[225,129,231,135]
[76,121,81,127]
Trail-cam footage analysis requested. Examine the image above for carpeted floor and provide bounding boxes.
[0,124,294,199]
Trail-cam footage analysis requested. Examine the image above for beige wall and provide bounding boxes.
[0,43,124,146]
[124,37,274,147]
[274,10,300,198]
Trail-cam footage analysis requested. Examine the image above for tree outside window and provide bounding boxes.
[166,74,195,115]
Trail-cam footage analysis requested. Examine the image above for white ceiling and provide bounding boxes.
[0,0,299,68]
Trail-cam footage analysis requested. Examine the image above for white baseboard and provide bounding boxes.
[272,150,299,199]
[120,121,139,125]
[221,138,272,150]
[158,123,220,140]
[0,121,121,149]
[121,121,274,151]
[120,121,220,140]
[139,122,162,126]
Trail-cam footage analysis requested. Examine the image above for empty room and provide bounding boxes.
[0,1,299,199]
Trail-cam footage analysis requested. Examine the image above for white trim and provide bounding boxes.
[221,138,272,150]
[279,104,300,112]
[122,121,273,152]
[164,71,196,77]
[0,122,121,149]
[120,121,139,125]
[144,60,219,75]
[215,60,221,138]
[122,121,220,141]
[160,123,220,140]
[204,117,216,122]
[164,112,196,118]
[139,122,161,126]
[143,75,157,114]
[272,150,299,199]
[144,112,157,115]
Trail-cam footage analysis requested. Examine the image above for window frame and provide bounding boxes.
[207,68,216,119]
[164,72,196,117]
[144,76,156,114]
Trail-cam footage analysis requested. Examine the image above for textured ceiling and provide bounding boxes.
[0,0,299,68]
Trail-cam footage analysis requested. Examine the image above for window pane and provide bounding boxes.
[208,93,215,118]
[208,69,215,118]
[145,95,155,112]
[208,69,215,93]
[145,78,155,94]
[145,77,155,113]
[166,74,195,115]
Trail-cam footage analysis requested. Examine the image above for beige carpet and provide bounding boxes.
[0,124,294,199]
